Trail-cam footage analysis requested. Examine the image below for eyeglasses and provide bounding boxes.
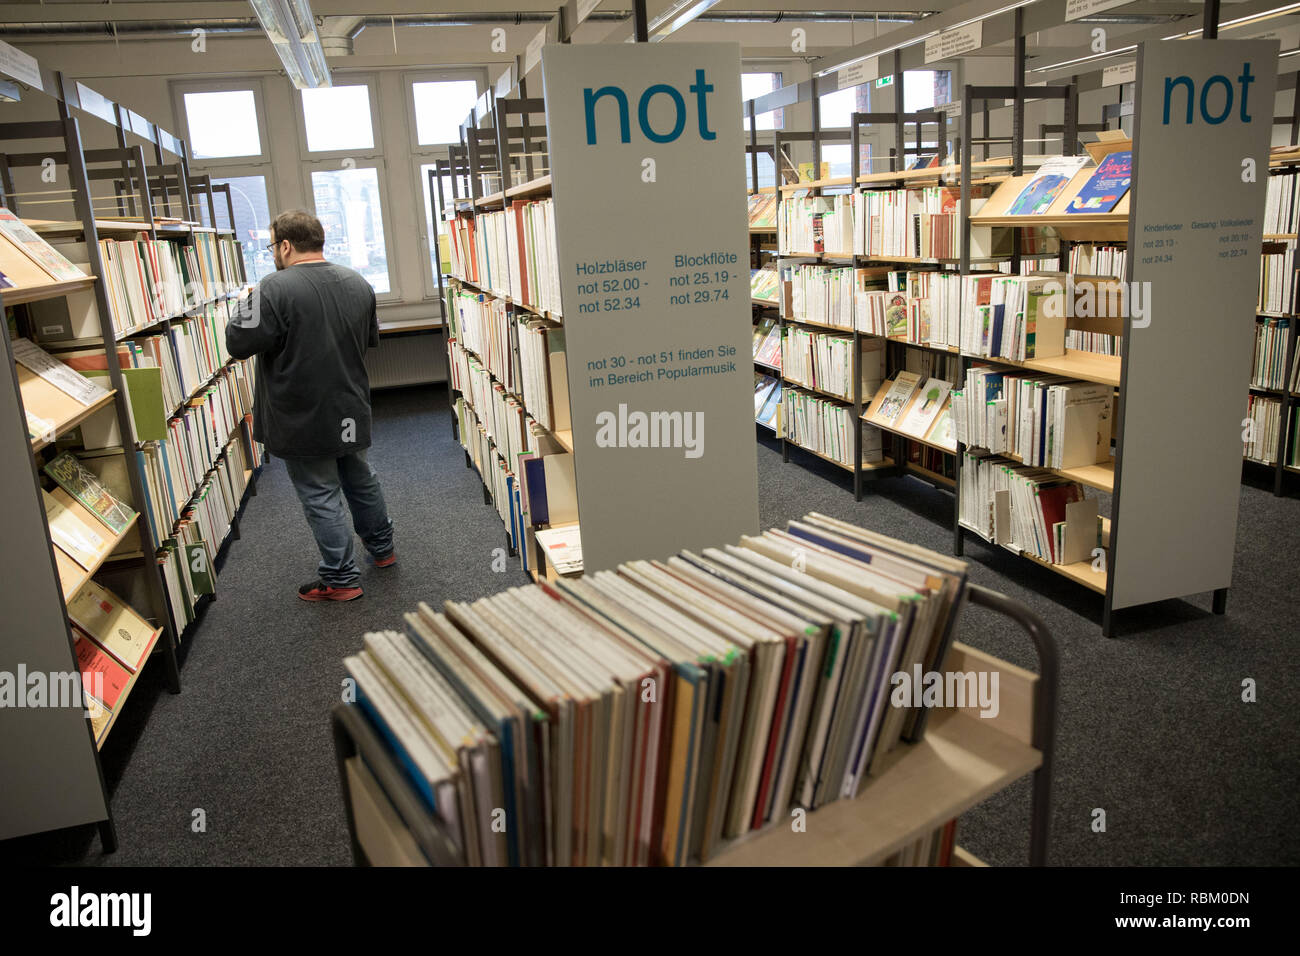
[266,241,279,252]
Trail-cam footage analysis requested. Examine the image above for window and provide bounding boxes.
[744,153,776,192]
[210,175,276,284]
[418,161,456,291]
[742,72,783,131]
[412,80,480,145]
[819,86,868,130]
[183,90,262,160]
[310,165,391,294]
[903,70,952,112]
[301,84,375,153]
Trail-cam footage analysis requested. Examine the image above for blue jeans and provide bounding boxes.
[283,450,394,588]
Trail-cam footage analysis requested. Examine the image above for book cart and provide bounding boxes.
[331,580,1059,867]
[0,70,256,849]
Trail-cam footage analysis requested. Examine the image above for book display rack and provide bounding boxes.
[0,70,256,849]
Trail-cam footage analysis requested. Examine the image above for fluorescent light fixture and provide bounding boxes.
[945,0,1037,34]
[1033,1,1300,72]
[1029,44,1137,73]
[814,0,1036,78]
[624,0,721,42]
[248,0,331,89]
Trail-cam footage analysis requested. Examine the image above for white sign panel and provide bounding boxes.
[542,42,760,572]
[837,58,879,91]
[1065,0,1133,23]
[0,38,41,90]
[524,27,547,73]
[1102,60,1137,88]
[1111,40,1277,610]
[925,23,982,64]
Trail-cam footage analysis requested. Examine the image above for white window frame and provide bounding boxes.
[405,70,487,154]
[302,156,401,302]
[205,168,280,285]
[413,156,460,300]
[295,74,384,161]
[170,78,272,168]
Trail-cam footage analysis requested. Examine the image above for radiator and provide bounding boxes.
[366,330,448,389]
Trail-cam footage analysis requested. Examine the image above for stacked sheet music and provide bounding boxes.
[952,365,1112,470]
[958,451,1100,566]
[342,513,971,866]
[779,194,854,255]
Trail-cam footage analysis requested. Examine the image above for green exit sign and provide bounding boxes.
[875,75,894,88]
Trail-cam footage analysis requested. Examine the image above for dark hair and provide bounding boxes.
[270,210,325,253]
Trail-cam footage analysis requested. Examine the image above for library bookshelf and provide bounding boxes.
[436,90,578,583]
[0,74,259,850]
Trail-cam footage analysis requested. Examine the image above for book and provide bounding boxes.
[43,451,137,535]
[0,209,86,282]
[42,489,110,571]
[1066,151,1131,214]
[872,372,923,428]
[1005,156,1090,216]
[66,579,157,673]
[12,337,110,408]
[72,627,131,714]
[898,378,952,438]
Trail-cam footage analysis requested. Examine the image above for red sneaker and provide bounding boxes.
[298,580,363,602]
[372,551,397,569]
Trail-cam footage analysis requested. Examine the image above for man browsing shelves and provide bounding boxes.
[226,210,395,602]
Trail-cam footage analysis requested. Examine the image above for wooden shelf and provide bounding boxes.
[780,176,852,193]
[52,500,140,601]
[864,414,957,457]
[553,429,573,453]
[993,451,1115,494]
[753,358,780,373]
[751,297,779,308]
[505,174,552,198]
[1,275,99,306]
[474,191,505,208]
[780,250,854,260]
[28,386,119,453]
[706,709,1039,866]
[748,225,777,234]
[783,315,855,333]
[784,377,853,403]
[785,437,889,473]
[962,515,1110,594]
[976,348,1122,388]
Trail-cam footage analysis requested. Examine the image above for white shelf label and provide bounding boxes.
[837,58,879,90]
[524,27,547,73]
[1102,61,1137,88]
[925,23,982,64]
[1065,0,1134,23]
[0,38,41,90]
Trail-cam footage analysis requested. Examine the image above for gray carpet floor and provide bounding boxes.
[6,382,1298,866]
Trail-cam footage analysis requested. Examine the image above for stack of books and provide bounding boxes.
[779,194,853,255]
[341,513,970,866]
[958,451,1099,566]
[951,366,1112,470]
[505,198,562,317]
